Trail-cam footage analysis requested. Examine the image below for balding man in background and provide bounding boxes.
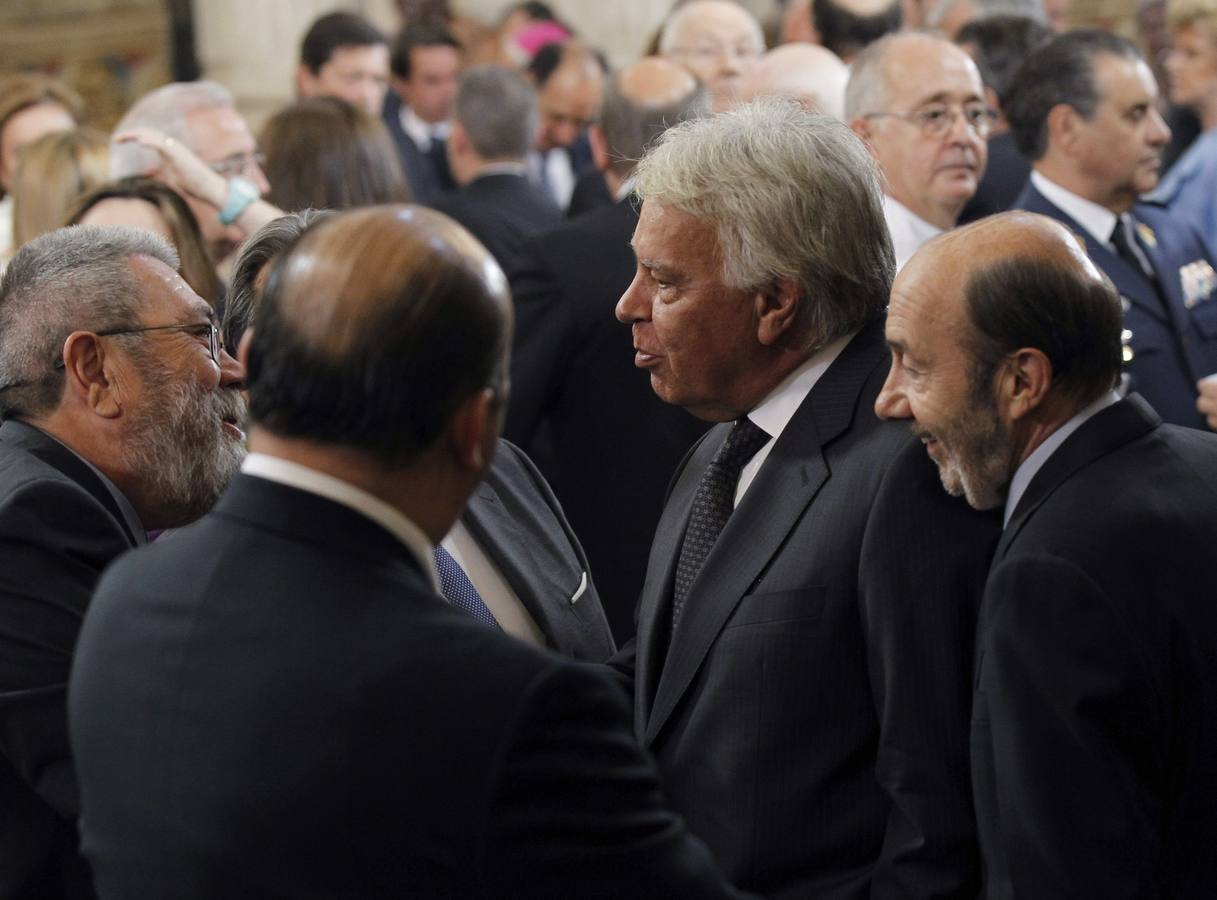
[659,0,765,112]
[811,0,902,62]
[111,81,271,269]
[847,32,990,270]
[69,206,749,900]
[526,41,607,211]
[505,58,708,641]
[430,66,559,274]
[741,42,850,119]
[877,211,1217,898]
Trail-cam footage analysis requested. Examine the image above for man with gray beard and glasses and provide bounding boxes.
[0,224,244,900]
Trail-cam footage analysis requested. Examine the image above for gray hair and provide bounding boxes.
[110,81,235,179]
[0,224,179,418]
[659,1,765,55]
[600,72,709,178]
[634,97,893,349]
[455,66,537,160]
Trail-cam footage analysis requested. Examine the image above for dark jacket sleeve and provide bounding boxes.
[484,660,754,900]
[857,442,1000,899]
[0,477,132,819]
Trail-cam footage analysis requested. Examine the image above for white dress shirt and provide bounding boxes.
[1002,390,1120,527]
[442,521,544,645]
[884,195,944,272]
[1030,171,1154,275]
[399,105,450,153]
[241,453,438,592]
[735,331,855,506]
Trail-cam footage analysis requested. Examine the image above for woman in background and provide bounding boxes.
[260,96,409,211]
[11,126,109,247]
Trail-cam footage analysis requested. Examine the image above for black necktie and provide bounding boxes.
[433,545,500,629]
[671,417,770,631]
[1110,218,1152,280]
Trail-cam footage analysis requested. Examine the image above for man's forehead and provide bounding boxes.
[185,106,256,162]
[131,254,210,318]
[886,42,984,103]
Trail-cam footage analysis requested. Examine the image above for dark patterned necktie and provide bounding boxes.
[433,545,500,629]
[671,417,770,631]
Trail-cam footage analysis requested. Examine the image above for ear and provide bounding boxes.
[997,347,1052,421]
[447,387,498,473]
[61,331,124,419]
[1046,103,1079,155]
[589,124,610,173]
[449,120,470,155]
[295,63,315,98]
[983,85,1001,114]
[754,278,801,347]
[849,115,874,147]
[236,327,255,372]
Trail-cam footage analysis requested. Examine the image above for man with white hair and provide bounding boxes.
[740,42,850,118]
[659,0,765,112]
[111,81,270,267]
[615,98,998,899]
[847,32,990,270]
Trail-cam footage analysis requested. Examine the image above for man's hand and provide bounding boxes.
[1198,374,1217,431]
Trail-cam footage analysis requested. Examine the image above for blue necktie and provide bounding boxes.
[434,545,500,629]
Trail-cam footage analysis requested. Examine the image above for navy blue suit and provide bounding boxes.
[1015,181,1217,430]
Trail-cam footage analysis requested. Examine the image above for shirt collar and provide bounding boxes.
[883,195,944,271]
[747,331,855,441]
[614,173,638,202]
[472,161,529,179]
[400,106,449,152]
[241,453,438,590]
[1002,390,1120,527]
[1030,170,1118,248]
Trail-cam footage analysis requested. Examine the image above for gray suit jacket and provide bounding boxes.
[628,320,1000,899]
[464,441,613,661]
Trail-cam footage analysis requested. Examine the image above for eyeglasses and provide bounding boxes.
[207,152,267,179]
[865,103,997,139]
[668,43,762,64]
[54,321,222,369]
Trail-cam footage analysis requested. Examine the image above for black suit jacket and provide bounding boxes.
[958,132,1030,225]
[627,322,1001,898]
[69,473,750,900]
[972,394,1217,898]
[0,421,140,900]
[504,197,707,641]
[465,440,613,661]
[429,172,560,275]
[1015,181,1217,429]
[382,91,455,204]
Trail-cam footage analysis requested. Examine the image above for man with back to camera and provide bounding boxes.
[0,224,245,899]
[1006,29,1217,430]
[67,205,756,899]
[614,99,999,899]
[876,210,1217,898]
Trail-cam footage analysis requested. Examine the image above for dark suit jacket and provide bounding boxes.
[429,171,560,275]
[503,197,707,641]
[958,132,1030,225]
[1015,181,1217,429]
[0,420,140,900]
[68,473,750,900]
[466,440,613,661]
[626,321,1001,899]
[972,394,1217,899]
[382,91,455,204]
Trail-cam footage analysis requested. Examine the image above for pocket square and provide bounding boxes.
[569,571,588,605]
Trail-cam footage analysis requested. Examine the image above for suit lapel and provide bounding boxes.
[997,395,1159,559]
[459,479,566,645]
[642,322,889,745]
[1136,221,1197,349]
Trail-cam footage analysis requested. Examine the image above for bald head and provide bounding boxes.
[598,56,708,180]
[741,43,849,118]
[660,0,765,112]
[247,205,512,467]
